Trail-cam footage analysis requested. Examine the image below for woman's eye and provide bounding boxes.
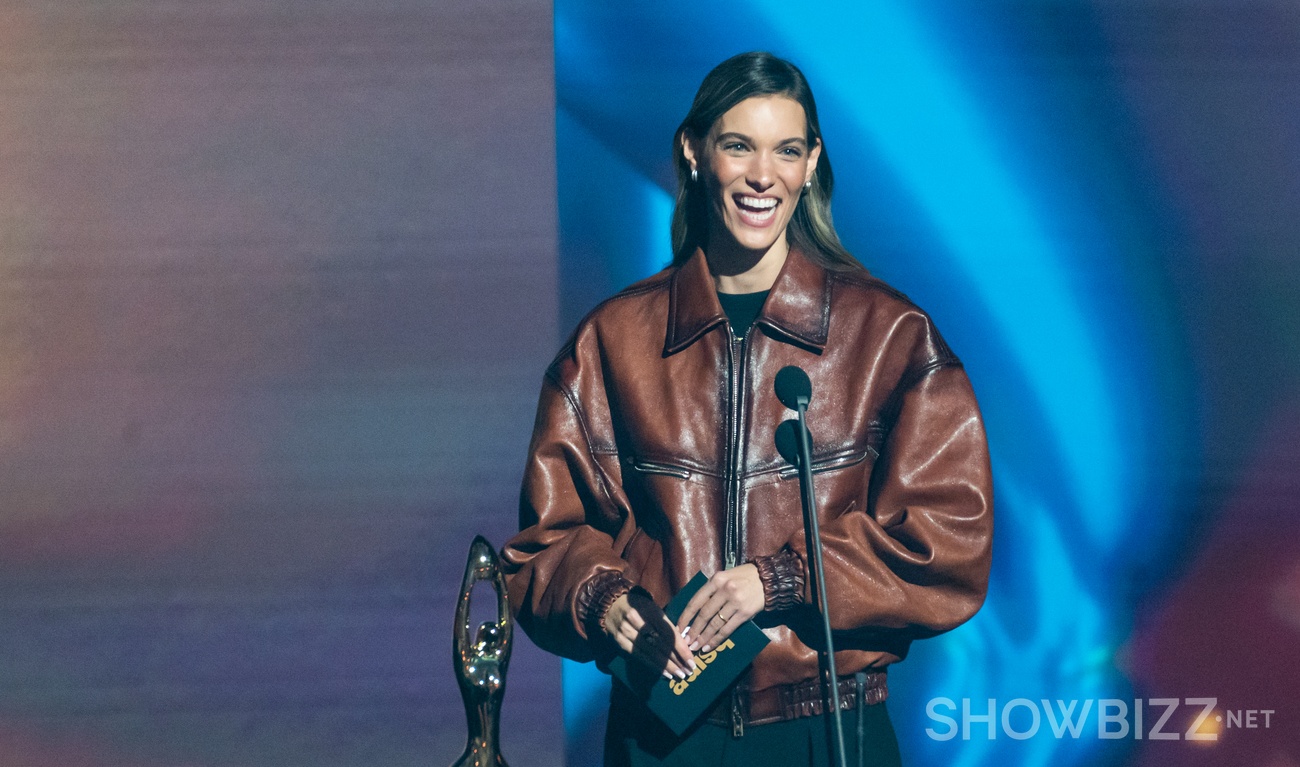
[722,142,748,153]
[779,146,803,157]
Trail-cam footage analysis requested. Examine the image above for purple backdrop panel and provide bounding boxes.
[0,1,562,765]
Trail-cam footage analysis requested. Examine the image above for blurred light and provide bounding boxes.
[1191,709,1223,744]
[753,0,1125,548]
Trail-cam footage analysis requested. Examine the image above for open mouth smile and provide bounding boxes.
[733,194,780,227]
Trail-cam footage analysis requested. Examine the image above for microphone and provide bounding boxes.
[774,366,812,411]
[774,419,805,467]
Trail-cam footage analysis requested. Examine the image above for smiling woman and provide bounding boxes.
[669,53,860,282]
[503,51,993,767]
[680,95,821,290]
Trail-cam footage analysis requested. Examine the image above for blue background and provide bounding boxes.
[556,2,1299,765]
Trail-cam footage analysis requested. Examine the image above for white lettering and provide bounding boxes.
[925,698,958,741]
[1185,698,1218,741]
[1002,699,1040,740]
[963,698,997,741]
[1042,698,1092,738]
[1262,710,1274,728]
[1146,698,1179,740]
[1099,699,1129,739]
[920,696,1255,741]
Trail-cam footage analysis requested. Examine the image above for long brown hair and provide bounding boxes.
[671,51,862,271]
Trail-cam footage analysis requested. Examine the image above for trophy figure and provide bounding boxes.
[450,536,512,767]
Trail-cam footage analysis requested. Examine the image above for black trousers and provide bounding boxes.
[604,687,904,767]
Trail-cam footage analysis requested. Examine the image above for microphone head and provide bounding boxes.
[775,419,802,466]
[774,366,812,410]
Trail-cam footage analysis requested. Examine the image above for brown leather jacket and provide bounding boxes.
[502,246,993,695]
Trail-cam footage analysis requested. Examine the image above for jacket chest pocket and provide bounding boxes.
[776,446,876,480]
[624,456,692,480]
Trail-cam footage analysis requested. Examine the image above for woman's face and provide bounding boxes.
[684,95,822,258]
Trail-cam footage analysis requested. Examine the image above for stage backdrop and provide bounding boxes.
[3,2,1299,767]
[555,2,1299,766]
[0,1,563,765]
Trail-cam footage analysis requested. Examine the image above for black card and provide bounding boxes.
[607,572,771,734]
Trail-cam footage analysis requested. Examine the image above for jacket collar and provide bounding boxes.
[665,246,831,355]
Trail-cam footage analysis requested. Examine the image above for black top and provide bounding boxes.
[716,289,770,340]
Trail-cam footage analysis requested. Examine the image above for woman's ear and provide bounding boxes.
[805,138,823,187]
[680,131,700,175]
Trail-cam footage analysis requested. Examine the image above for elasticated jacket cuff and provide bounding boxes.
[577,569,634,641]
[752,546,806,611]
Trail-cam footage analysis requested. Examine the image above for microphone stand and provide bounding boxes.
[789,409,849,767]
[774,382,847,767]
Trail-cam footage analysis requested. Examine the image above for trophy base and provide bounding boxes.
[451,739,510,767]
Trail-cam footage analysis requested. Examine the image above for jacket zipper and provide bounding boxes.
[723,325,749,571]
[723,324,749,738]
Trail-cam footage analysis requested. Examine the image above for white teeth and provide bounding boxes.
[739,196,778,209]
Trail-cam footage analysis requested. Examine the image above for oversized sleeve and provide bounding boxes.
[500,363,638,662]
[785,359,993,641]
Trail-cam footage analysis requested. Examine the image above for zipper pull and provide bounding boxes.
[730,687,744,738]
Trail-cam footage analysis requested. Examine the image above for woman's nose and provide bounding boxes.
[747,153,775,191]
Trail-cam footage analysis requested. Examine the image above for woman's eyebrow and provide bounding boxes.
[714,131,753,144]
[714,132,808,148]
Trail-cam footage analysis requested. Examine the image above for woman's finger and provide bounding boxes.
[634,614,689,678]
[638,649,682,680]
[619,620,639,643]
[701,611,748,653]
[662,615,694,671]
[692,604,735,652]
[651,616,694,677]
[675,581,715,635]
[686,591,731,649]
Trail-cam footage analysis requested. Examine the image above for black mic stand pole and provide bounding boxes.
[775,366,853,767]
[791,406,849,767]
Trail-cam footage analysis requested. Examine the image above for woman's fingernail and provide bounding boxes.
[689,641,699,651]
[663,671,672,680]
[701,645,711,653]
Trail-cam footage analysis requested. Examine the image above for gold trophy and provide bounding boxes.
[450,535,512,767]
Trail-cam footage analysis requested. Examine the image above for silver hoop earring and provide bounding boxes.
[691,168,699,183]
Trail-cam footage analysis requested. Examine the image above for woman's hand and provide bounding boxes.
[676,564,765,653]
[603,589,696,679]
